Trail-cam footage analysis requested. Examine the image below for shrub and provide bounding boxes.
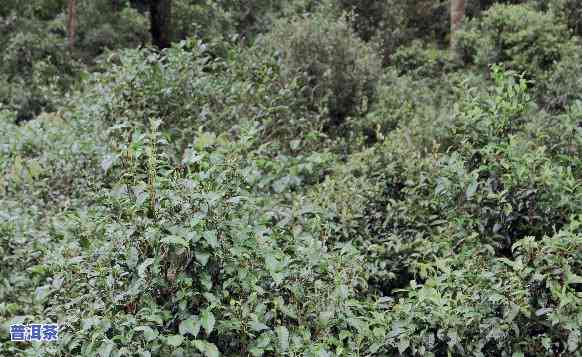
[549,0,582,37]
[2,7,581,356]
[314,65,581,298]
[0,110,379,356]
[265,10,382,130]
[335,0,450,62]
[537,44,582,111]
[0,0,150,122]
[334,0,408,63]
[171,0,233,42]
[458,4,570,78]
[0,26,79,122]
[390,40,453,78]
[404,0,449,46]
[335,0,405,42]
[521,101,582,177]
[384,217,582,355]
[352,68,452,143]
[77,1,150,60]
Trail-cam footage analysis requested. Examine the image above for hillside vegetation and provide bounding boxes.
[1,0,581,356]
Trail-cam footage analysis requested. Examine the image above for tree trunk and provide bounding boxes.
[450,0,465,54]
[149,0,172,49]
[67,0,77,52]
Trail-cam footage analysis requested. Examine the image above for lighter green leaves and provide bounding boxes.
[160,235,189,248]
[200,309,216,336]
[193,340,220,357]
[179,319,200,337]
[135,326,158,342]
[166,334,184,347]
[275,326,289,352]
[203,230,219,248]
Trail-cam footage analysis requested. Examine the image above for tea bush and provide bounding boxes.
[537,45,582,111]
[549,0,582,36]
[264,10,382,130]
[0,108,376,356]
[458,4,571,78]
[352,69,452,144]
[1,2,582,356]
[0,20,79,123]
[384,217,582,355]
[76,39,332,156]
[390,41,453,78]
[309,66,582,354]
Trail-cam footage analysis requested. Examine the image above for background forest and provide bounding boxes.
[0,0,581,356]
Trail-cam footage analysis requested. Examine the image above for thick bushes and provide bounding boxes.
[458,4,570,78]
[458,3,582,111]
[549,0,582,37]
[309,66,582,354]
[1,5,582,356]
[353,69,451,143]
[537,46,582,111]
[78,40,330,155]
[0,19,78,122]
[265,11,381,130]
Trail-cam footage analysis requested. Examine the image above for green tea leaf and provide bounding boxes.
[161,236,189,247]
[166,334,184,347]
[275,326,289,352]
[193,340,220,357]
[201,309,216,336]
[179,319,200,337]
[203,230,219,248]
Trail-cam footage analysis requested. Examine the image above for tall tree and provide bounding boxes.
[450,0,465,54]
[149,0,172,49]
[67,0,77,51]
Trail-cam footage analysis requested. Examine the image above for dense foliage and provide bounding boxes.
[1,0,581,356]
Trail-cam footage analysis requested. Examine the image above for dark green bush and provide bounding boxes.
[537,45,582,111]
[264,10,382,130]
[390,40,453,78]
[404,0,450,46]
[458,4,571,78]
[352,69,452,143]
[0,0,150,122]
[334,0,408,63]
[78,39,329,155]
[0,18,79,122]
[171,1,233,42]
[335,0,451,63]
[77,1,150,60]
[335,0,405,42]
[549,0,582,36]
